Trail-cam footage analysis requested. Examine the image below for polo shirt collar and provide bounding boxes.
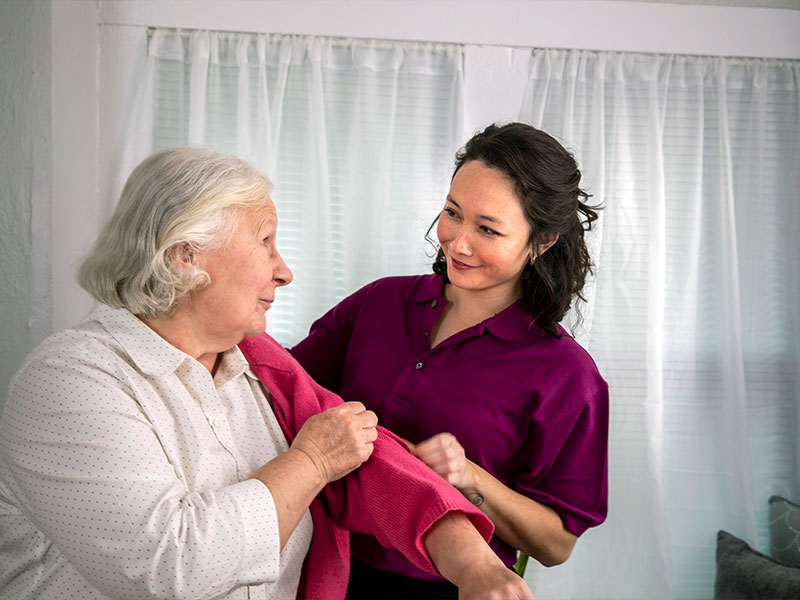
[413,274,538,343]
[412,273,447,304]
[483,300,538,343]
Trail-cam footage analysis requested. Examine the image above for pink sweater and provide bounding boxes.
[239,334,494,599]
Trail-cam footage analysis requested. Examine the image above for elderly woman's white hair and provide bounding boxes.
[78,147,273,317]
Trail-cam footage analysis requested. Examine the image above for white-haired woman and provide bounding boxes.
[0,148,532,600]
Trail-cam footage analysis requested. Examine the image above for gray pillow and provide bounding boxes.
[715,529,800,599]
[770,495,800,566]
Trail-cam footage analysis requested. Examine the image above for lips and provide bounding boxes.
[450,257,477,271]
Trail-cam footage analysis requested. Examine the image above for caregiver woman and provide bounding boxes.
[291,123,610,599]
[0,148,531,600]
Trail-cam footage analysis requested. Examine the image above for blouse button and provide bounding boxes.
[431,300,438,308]
[414,361,424,370]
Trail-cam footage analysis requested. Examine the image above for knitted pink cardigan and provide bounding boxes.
[239,333,493,600]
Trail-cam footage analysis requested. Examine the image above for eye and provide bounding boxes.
[480,226,500,236]
[443,207,458,218]
[260,236,271,247]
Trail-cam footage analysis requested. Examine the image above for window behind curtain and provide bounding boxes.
[520,50,800,599]
[147,30,464,344]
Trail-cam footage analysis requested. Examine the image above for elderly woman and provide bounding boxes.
[0,148,531,600]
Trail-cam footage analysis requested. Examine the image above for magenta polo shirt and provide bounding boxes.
[290,274,608,579]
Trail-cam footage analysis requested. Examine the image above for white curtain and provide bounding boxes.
[118,30,800,600]
[121,29,463,344]
[518,49,800,599]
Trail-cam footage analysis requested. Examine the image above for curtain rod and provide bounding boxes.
[144,26,463,52]
[144,27,799,66]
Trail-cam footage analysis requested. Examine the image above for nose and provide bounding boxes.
[451,227,472,256]
[273,250,293,287]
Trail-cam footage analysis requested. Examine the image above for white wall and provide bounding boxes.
[2,0,799,408]
[0,0,53,408]
[52,0,99,346]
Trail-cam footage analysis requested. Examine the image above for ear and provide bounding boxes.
[534,231,560,257]
[169,243,196,272]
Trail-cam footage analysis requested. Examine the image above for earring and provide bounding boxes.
[529,255,536,266]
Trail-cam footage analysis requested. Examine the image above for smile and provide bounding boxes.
[450,257,477,270]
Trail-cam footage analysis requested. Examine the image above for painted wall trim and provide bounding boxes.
[99,0,800,59]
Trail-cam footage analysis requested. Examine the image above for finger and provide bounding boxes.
[430,431,456,445]
[414,437,442,454]
[340,401,367,413]
[363,426,379,443]
[362,441,375,460]
[418,455,452,473]
[413,445,448,465]
[359,409,378,428]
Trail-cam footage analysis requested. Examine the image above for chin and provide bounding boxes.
[243,318,267,339]
[446,269,478,288]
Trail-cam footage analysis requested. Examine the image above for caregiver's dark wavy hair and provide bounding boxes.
[429,122,600,338]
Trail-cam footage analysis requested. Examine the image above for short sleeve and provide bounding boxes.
[514,364,609,537]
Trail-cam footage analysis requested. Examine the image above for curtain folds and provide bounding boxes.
[119,30,800,600]
[124,30,464,343]
[519,49,800,599]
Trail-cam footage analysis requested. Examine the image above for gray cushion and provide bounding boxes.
[769,495,800,566]
[714,529,800,599]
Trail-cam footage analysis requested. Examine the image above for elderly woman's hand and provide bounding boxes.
[290,401,379,484]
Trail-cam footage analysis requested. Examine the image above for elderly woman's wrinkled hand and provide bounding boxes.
[290,401,379,484]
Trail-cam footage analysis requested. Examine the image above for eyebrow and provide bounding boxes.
[446,196,505,226]
[251,214,277,237]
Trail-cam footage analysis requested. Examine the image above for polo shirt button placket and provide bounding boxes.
[414,361,424,370]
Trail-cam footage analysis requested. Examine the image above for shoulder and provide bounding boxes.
[5,319,135,418]
[551,329,604,376]
[350,273,442,306]
[357,273,437,295]
[14,318,126,379]
[520,329,608,406]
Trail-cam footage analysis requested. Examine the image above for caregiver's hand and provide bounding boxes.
[409,432,474,489]
[457,561,534,600]
[291,401,378,483]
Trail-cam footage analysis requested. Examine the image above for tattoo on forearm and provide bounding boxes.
[465,490,484,506]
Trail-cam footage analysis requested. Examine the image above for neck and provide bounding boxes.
[444,280,522,323]
[139,307,228,374]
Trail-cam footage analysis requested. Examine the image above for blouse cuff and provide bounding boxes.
[226,478,282,584]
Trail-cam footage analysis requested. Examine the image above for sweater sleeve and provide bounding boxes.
[322,423,494,575]
[239,334,494,576]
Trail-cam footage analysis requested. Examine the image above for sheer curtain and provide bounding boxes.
[518,49,800,599]
[117,29,800,600]
[121,29,463,344]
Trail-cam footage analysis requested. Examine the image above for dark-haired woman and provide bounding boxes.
[291,122,609,599]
